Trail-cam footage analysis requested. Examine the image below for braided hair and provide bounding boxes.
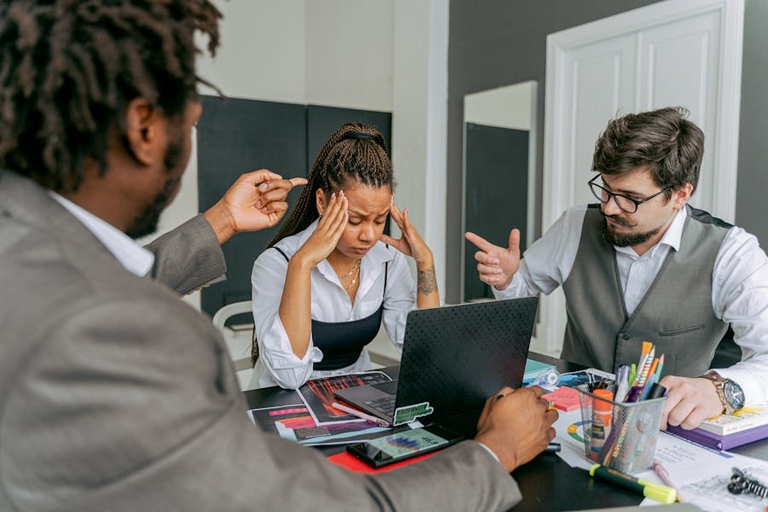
[268,122,394,247]
[0,0,222,193]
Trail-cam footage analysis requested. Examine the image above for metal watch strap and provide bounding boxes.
[701,372,729,415]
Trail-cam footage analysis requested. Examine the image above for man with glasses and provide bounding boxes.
[466,106,768,431]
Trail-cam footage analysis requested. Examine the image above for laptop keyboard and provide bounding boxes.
[364,395,396,415]
[363,380,399,414]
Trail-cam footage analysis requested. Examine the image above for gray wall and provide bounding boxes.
[736,0,768,246]
[447,0,767,304]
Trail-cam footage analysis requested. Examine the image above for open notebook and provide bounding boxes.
[334,297,538,426]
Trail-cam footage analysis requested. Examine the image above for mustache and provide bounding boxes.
[600,211,638,228]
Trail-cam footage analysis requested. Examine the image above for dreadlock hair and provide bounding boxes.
[0,0,222,193]
[268,122,394,248]
[592,106,704,199]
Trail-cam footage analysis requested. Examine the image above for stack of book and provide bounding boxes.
[666,404,768,450]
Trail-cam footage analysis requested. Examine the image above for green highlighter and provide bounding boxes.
[589,464,677,504]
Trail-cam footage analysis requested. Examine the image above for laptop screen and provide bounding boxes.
[394,297,538,418]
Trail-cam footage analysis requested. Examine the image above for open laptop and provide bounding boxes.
[334,297,538,426]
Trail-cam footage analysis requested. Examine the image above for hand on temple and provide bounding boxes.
[380,199,434,270]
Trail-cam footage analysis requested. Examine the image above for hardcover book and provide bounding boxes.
[697,404,768,436]
[666,422,768,451]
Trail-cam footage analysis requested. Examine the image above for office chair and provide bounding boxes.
[212,300,255,390]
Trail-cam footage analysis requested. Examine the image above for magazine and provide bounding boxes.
[297,371,393,425]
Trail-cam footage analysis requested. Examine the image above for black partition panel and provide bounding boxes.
[197,96,307,318]
[463,123,529,301]
[197,97,392,318]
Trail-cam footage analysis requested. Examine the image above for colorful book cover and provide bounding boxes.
[697,403,768,435]
[522,359,556,384]
[297,371,393,425]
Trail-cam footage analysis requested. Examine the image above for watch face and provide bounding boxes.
[723,380,745,409]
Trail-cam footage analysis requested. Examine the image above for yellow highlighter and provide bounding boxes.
[589,464,677,504]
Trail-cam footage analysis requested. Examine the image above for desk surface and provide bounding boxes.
[243,353,768,511]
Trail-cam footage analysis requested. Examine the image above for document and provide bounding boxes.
[637,432,768,511]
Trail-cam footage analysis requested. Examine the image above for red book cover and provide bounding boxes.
[328,450,438,473]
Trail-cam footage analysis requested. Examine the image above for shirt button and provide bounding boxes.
[622,333,630,340]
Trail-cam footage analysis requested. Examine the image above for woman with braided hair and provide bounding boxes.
[248,123,439,389]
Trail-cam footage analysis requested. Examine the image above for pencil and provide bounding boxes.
[652,461,685,503]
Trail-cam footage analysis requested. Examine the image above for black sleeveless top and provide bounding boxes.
[273,247,388,370]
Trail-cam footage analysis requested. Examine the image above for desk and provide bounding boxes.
[242,353,768,511]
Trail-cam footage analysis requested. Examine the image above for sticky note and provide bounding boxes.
[543,386,581,412]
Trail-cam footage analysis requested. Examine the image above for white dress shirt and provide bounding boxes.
[49,192,154,277]
[495,205,768,404]
[249,220,417,389]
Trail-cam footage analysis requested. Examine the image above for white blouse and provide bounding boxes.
[248,220,416,389]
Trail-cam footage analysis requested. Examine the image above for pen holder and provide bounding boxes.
[577,385,666,474]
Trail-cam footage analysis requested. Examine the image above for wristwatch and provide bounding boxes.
[701,372,745,415]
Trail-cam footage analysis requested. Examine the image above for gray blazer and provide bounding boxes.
[0,171,521,512]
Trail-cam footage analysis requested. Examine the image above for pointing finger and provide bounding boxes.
[465,231,499,253]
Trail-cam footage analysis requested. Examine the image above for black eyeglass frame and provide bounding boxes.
[588,175,672,214]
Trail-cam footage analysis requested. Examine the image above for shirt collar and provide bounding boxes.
[49,192,155,277]
[613,206,687,258]
[655,206,687,253]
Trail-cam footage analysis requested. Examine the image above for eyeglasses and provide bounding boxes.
[588,175,671,214]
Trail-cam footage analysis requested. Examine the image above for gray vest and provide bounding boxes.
[561,205,731,377]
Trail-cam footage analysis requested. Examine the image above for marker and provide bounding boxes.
[652,461,685,503]
[589,464,677,504]
[544,442,561,453]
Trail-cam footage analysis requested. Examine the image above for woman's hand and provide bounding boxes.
[380,199,434,270]
[381,199,439,307]
[294,191,348,268]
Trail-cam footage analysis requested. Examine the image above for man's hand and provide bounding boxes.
[203,169,307,244]
[659,375,723,430]
[464,229,521,291]
[474,386,558,473]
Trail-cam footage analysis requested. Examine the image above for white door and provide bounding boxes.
[534,0,744,356]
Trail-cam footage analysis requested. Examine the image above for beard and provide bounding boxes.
[600,212,661,247]
[126,129,188,239]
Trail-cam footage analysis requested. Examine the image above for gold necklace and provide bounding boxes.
[338,258,360,279]
[339,259,361,291]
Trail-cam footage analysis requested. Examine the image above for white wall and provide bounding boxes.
[146,0,448,314]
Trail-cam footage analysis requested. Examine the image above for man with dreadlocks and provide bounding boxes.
[249,123,440,389]
[0,1,557,510]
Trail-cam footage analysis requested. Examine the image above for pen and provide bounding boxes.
[589,464,677,504]
[652,461,685,503]
[544,442,561,453]
[331,402,390,427]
